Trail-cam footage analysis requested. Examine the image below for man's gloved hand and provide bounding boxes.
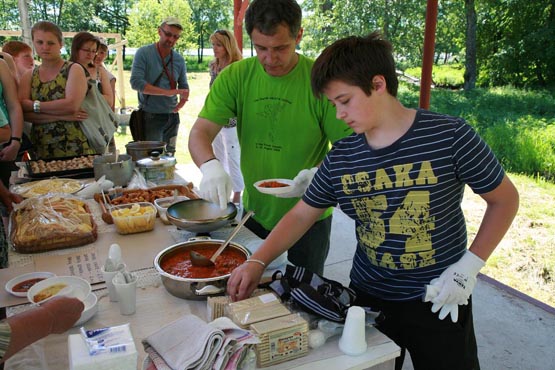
[424,250,485,322]
[199,159,232,209]
[275,167,318,198]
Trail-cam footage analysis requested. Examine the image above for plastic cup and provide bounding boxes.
[112,272,137,315]
[338,306,368,356]
[101,263,126,302]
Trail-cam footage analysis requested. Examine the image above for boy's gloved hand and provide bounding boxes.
[199,159,232,209]
[275,167,318,198]
[424,281,460,322]
[424,250,485,322]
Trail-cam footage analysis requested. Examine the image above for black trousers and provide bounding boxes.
[243,213,332,275]
[351,284,480,370]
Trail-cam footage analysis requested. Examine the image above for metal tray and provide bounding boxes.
[25,155,96,179]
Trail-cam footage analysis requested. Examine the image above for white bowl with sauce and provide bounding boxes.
[5,271,56,298]
[27,276,91,305]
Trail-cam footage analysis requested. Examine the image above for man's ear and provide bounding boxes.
[295,27,304,45]
[372,75,387,93]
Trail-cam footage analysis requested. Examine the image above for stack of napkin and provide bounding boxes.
[142,315,258,370]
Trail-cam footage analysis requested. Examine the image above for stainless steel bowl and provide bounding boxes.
[166,199,237,233]
[93,154,134,187]
[154,238,251,300]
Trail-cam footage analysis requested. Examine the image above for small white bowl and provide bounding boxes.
[27,276,91,305]
[254,178,295,195]
[154,196,189,224]
[73,293,98,327]
[5,272,56,298]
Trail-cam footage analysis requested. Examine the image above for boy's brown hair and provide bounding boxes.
[2,41,32,57]
[311,31,399,98]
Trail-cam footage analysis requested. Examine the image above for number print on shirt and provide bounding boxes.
[345,161,439,270]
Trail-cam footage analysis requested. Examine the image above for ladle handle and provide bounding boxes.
[210,210,255,263]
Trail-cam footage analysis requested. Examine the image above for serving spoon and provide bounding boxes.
[190,210,254,267]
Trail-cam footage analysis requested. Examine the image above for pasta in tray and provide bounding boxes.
[12,178,83,198]
[10,196,97,253]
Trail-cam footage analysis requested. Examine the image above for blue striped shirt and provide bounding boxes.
[303,109,504,301]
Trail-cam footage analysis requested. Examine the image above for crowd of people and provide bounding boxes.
[0,0,519,368]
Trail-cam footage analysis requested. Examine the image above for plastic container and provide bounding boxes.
[110,202,156,235]
[136,153,176,183]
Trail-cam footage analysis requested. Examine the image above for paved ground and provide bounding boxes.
[177,163,555,370]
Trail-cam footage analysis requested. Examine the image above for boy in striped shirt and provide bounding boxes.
[227,32,519,370]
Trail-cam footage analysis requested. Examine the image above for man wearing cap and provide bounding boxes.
[130,17,189,155]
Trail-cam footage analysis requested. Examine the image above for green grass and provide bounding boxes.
[112,68,555,307]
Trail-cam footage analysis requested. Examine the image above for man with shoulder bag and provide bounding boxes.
[130,17,189,155]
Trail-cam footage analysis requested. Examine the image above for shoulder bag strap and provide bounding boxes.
[143,51,172,106]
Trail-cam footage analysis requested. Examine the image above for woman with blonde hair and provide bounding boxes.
[209,29,244,204]
[18,21,94,160]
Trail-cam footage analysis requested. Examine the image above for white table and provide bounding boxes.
[2,181,400,369]
[5,274,400,370]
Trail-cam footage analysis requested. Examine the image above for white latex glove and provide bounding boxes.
[425,251,485,322]
[424,280,460,322]
[199,159,232,209]
[275,167,318,198]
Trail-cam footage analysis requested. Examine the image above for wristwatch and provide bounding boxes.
[10,137,21,144]
[33,100,41,113]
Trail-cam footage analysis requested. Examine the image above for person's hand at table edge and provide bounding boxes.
[2,296,84,363]
[227,259,267,302]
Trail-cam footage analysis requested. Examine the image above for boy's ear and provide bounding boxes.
[372,75,387,92]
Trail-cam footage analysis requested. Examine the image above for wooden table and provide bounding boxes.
[2,183,400,369]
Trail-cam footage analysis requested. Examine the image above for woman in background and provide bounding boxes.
[209,29,244,204]
[18,21,94,160]
[70,32,114,108]
[94,38,116,111]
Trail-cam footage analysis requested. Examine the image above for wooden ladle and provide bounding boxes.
[190,210,254,267]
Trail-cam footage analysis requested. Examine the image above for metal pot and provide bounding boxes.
[166,199,237,233]
[154,238,251,300]
[125,141,166,161]
[93,154,134,187]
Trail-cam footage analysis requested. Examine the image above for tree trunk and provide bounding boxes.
[464,0,477,91]
[17,0,32,46]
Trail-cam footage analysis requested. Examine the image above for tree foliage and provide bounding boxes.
[477,0,555,87]
[188,0,233,63]
[1,0,554,87]
[126,0,195,52]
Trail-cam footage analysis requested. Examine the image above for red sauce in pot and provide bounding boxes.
[160,244,247,279]
[12,277,46,293]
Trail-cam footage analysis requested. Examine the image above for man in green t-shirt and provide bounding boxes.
[188,0,351,275]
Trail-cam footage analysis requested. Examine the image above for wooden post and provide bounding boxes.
[419,0,438,109]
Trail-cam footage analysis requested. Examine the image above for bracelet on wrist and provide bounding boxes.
[33,100,41,113]
[245,258,266,268]
[10,137,21,144]
[203,157,218,164]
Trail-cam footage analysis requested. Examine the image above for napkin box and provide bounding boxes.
[250,313,309,367]
[68,331,137,370]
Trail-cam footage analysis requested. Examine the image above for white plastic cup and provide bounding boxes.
[101,263,126,302]
[338,306,368,356]
[112,272,137,315]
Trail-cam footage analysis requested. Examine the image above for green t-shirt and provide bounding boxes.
[199,54,352,230]
[0,81,9,127]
